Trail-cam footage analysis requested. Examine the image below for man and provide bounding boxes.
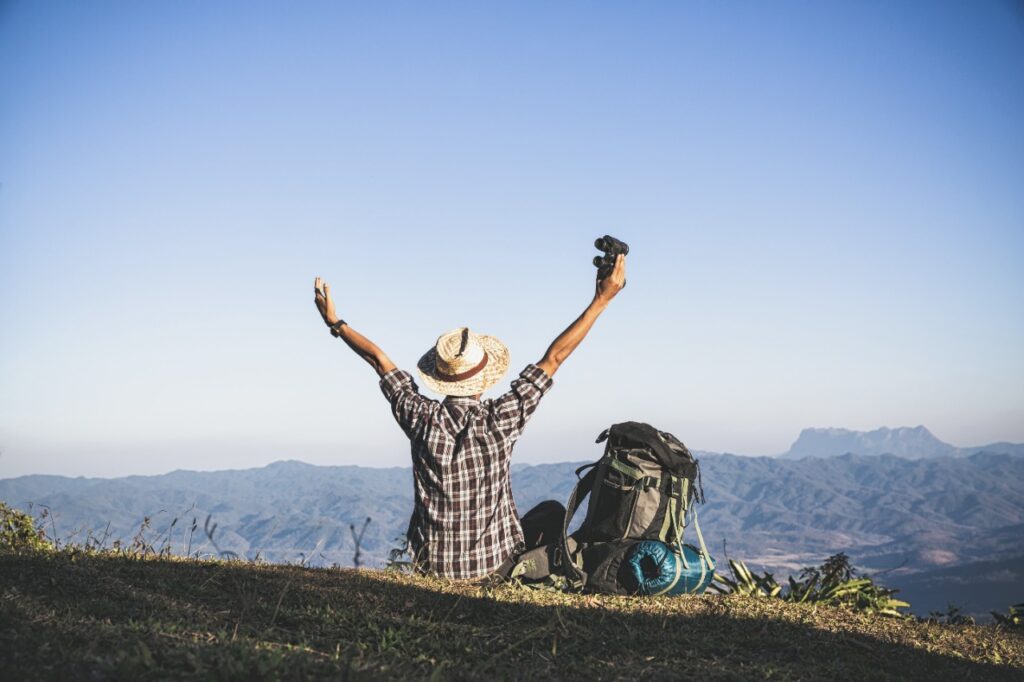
[313,252,626,579]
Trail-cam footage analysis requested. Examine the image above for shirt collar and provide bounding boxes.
[443,395,480,405]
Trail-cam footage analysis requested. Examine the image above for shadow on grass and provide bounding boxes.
[0,551,1019,680]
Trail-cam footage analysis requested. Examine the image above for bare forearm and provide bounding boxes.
[314,277,396,377]
[335,323,396,377]
[537,296,609,377]
[537,252,626,377]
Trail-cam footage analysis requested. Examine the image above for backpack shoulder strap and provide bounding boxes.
[559,462,598,586]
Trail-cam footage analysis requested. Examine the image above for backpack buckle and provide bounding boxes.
[635,475,659,490]
[669,477,684,499]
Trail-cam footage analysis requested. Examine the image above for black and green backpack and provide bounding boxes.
[515,422,715,595]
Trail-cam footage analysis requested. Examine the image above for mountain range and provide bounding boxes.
[2,426,1022,620]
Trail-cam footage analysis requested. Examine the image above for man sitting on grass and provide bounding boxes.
[313,253,626,579]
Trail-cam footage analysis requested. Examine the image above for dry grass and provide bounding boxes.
[1,549,1021,680]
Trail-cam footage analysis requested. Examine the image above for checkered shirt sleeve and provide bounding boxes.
[487,364,553,439]
[379,369,436,440]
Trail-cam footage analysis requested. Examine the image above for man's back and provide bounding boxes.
[380,364,553,578]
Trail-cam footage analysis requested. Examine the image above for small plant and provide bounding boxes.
[925,604,975,626]
[712,552,910,618]
[710,559,781,598]
[0,501,51,552]
[992,603,1024,630]
[386,538,421,574]
[202,514,240,560]
[351,517,371,568]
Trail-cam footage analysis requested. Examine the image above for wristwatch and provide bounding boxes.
[329,319,348,337]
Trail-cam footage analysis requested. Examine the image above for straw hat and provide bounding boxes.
[417,327,510,397]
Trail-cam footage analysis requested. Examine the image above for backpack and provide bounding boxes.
[514,422,715,595]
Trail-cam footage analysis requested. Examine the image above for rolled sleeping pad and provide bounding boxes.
[626,541,715,596]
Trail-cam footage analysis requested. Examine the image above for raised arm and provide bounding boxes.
[314,277,397,377]
[537,253,626,378]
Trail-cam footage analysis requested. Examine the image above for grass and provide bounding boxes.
[1,550,1022,680]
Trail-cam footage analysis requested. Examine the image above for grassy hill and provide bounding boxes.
[1,550,1021,680]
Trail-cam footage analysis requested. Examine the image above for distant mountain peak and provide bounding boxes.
[802,425,931,436]
[781,425,956,460]
[263,460,318,471]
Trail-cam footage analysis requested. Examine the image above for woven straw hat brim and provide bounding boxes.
[416,334,510,397]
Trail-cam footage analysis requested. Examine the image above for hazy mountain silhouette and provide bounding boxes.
[778,425,1024,459]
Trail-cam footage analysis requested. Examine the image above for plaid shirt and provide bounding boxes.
[380,363,553,579]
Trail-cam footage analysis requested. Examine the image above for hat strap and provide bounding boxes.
[438,353,489,382]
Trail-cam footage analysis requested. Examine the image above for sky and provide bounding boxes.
[1,1,1022,478]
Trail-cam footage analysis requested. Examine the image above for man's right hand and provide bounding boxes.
[314,276,340,327]
[595,254,626,303]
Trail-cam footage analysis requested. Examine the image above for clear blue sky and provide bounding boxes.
[1,1,1022,478]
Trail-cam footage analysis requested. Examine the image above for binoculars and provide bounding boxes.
[593,235,629,280]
